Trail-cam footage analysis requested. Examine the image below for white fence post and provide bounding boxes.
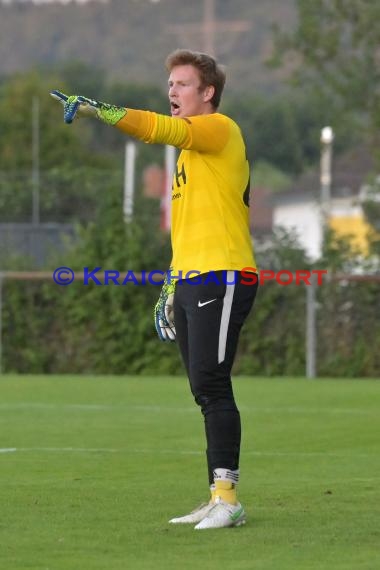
[124,141,137,223]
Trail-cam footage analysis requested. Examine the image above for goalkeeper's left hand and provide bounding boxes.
[154,275,176,342]
[50,90,127,125]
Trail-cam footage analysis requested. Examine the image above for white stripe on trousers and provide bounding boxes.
[218,271,235,364]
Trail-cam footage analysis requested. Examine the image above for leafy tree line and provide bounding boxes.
[0,57,369,224]
[271,0,380,154]
[1,0,378,226]
[0,67,168,223]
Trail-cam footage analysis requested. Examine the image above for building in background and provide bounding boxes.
[272,147,376,260]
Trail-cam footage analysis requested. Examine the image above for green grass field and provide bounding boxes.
[1,376,379,570]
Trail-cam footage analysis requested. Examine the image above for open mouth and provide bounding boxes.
[170,102,180,115]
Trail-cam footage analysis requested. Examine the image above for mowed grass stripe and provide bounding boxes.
[1,447,378,460]
[0,402,376,416]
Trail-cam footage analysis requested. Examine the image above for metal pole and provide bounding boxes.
[320,126,334,226]
[124,141,136,223]
[306,274,317,379]
[32,97,40,226]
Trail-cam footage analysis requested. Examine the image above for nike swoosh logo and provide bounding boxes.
[230,506,244,521]
[198,299,217,308]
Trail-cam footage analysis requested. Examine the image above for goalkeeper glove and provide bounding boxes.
[154,274,176,342]
[50,90,127,125]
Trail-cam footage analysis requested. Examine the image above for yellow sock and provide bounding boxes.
[214,480,237,505]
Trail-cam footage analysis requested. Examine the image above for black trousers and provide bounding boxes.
[174,270,258,486]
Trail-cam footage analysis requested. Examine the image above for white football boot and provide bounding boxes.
[169,501,215,524]
[194,496,246,529]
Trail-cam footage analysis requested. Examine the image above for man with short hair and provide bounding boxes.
[51,49,258,529]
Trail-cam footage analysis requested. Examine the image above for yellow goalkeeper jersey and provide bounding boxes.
[116,110,256,276]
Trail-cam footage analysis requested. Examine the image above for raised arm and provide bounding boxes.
[50,91,230,153]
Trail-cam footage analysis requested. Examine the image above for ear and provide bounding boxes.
[203,85,215,103]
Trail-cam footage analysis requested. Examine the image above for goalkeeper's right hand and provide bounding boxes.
[50,90,127,125]
[154,275,176,342]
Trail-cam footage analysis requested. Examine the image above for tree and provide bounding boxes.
[224,90,357,175]
[271,0,380,153]
[0,71,119,222]
[0,70,168,222]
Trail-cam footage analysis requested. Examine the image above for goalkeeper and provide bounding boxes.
[51,49,258,530]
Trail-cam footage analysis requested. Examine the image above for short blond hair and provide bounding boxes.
[165,49,226,109]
